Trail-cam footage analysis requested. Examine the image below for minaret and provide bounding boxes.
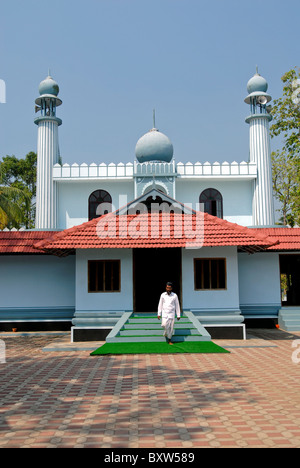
[34,73,62,229]
[245,68,275,226]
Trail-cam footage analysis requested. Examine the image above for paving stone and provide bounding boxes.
[0,330,300,448]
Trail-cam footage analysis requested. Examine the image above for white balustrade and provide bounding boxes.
[53,160,257,180]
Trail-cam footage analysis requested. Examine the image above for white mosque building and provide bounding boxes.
[0,71,300,341]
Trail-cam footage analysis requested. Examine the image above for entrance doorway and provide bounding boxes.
[133,248,182,312]
[280,255,300,306]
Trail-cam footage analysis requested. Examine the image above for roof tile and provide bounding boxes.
[33,212,278,255]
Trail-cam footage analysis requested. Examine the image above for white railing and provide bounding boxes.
[53,162,134,179]
[176,161,257,177]
[134,160,177,176]
[53,160,257,179]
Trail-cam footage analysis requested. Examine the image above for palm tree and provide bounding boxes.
[0,178,28,229]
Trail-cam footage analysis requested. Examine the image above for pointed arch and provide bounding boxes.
[88,189,112,220]
[200,188,223,218]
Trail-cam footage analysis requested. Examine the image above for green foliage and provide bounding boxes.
[0,152,37,229]
[270,68,300,226]
[270,67,300,154]
[271,150,299,226]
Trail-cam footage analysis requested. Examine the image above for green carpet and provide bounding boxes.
[90,341,229,355]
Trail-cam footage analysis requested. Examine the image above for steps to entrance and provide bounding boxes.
[106,311,211,343]
[278,307,300,332]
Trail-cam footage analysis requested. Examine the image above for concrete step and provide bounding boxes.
[124,323,196,330]
[105,311,212,344]
[119,329,201,337]
[278,308,300,331]
[280,318,300,324]
[107,335,205,343]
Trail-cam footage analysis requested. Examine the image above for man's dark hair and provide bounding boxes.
[166,282,173,287]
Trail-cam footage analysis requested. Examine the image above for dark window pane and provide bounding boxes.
[203,259,210,289]
[194,260,202,289]
[200,189,223,219]
[218,260,226,289]
[89,261,97,292]
[97,262,104,291]
[88,190,112,220]
[88,260,120,292]
[105,261,112,291]
[112,261,120,291]
[194,258,226,290]
[211,259,218,289]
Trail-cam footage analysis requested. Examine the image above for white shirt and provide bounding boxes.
[158,292,181,319]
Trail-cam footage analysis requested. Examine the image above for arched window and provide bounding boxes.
[200,188,223,218]
[88,190,112,220]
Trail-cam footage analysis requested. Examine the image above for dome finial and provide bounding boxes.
[153,108,156,129]
[256,65,259,75]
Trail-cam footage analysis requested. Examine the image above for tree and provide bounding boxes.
[270,67,300,154]
[270,67,300,226]
[0,152,37,229]
[0,176,27,229]
[271,150,298,226]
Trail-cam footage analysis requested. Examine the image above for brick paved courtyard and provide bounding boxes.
[0,329,300,448]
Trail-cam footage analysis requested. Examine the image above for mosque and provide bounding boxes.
[0,71,300,341]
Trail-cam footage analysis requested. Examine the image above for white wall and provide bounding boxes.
[238,252,281,306]
[75,249,133,312]
[176,179,253,226]
[57,177,254,230]
[0,255,75,308]
[57,180,134,229]
[181,246,240,310]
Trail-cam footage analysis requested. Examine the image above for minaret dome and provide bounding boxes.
[39,75,60,97]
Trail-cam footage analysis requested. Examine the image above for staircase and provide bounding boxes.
[106,311,211,343]
[278,307,300,332]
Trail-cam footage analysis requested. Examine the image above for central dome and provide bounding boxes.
[135,128,174,163]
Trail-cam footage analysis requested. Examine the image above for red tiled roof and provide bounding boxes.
[33,212,279,256]
[251,227,300,251]
[0,231,60,254]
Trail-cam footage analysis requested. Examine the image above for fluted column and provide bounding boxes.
[249,116,275,226]
[35,119,60,229]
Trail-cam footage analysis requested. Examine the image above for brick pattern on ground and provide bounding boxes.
[0,330,300,448]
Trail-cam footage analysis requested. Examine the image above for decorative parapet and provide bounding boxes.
[176,161,257,178]
[133,160,177,177]
[53,160,257,180]
[53,162,134,179]
[1,228,26,232]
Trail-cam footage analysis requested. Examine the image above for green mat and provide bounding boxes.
[90,341,229,355]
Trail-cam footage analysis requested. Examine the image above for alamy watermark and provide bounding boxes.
[292,79,300,107]
[0,79,6,103]
[96,198,205,250]
[0,339,6,364]
[291,340,300,364]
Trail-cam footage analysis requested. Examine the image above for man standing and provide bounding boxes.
[158,282,181,345]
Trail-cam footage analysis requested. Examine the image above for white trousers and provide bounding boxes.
[161,317,175,339]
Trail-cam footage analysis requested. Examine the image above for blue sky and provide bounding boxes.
[0,0,299,165]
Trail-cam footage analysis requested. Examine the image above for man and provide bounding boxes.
[157,282,181,345]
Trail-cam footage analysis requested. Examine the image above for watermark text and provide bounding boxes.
[0,339,6,364]
[96,198,205,250]
[291,339,300,364]
[0,79,6,103]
